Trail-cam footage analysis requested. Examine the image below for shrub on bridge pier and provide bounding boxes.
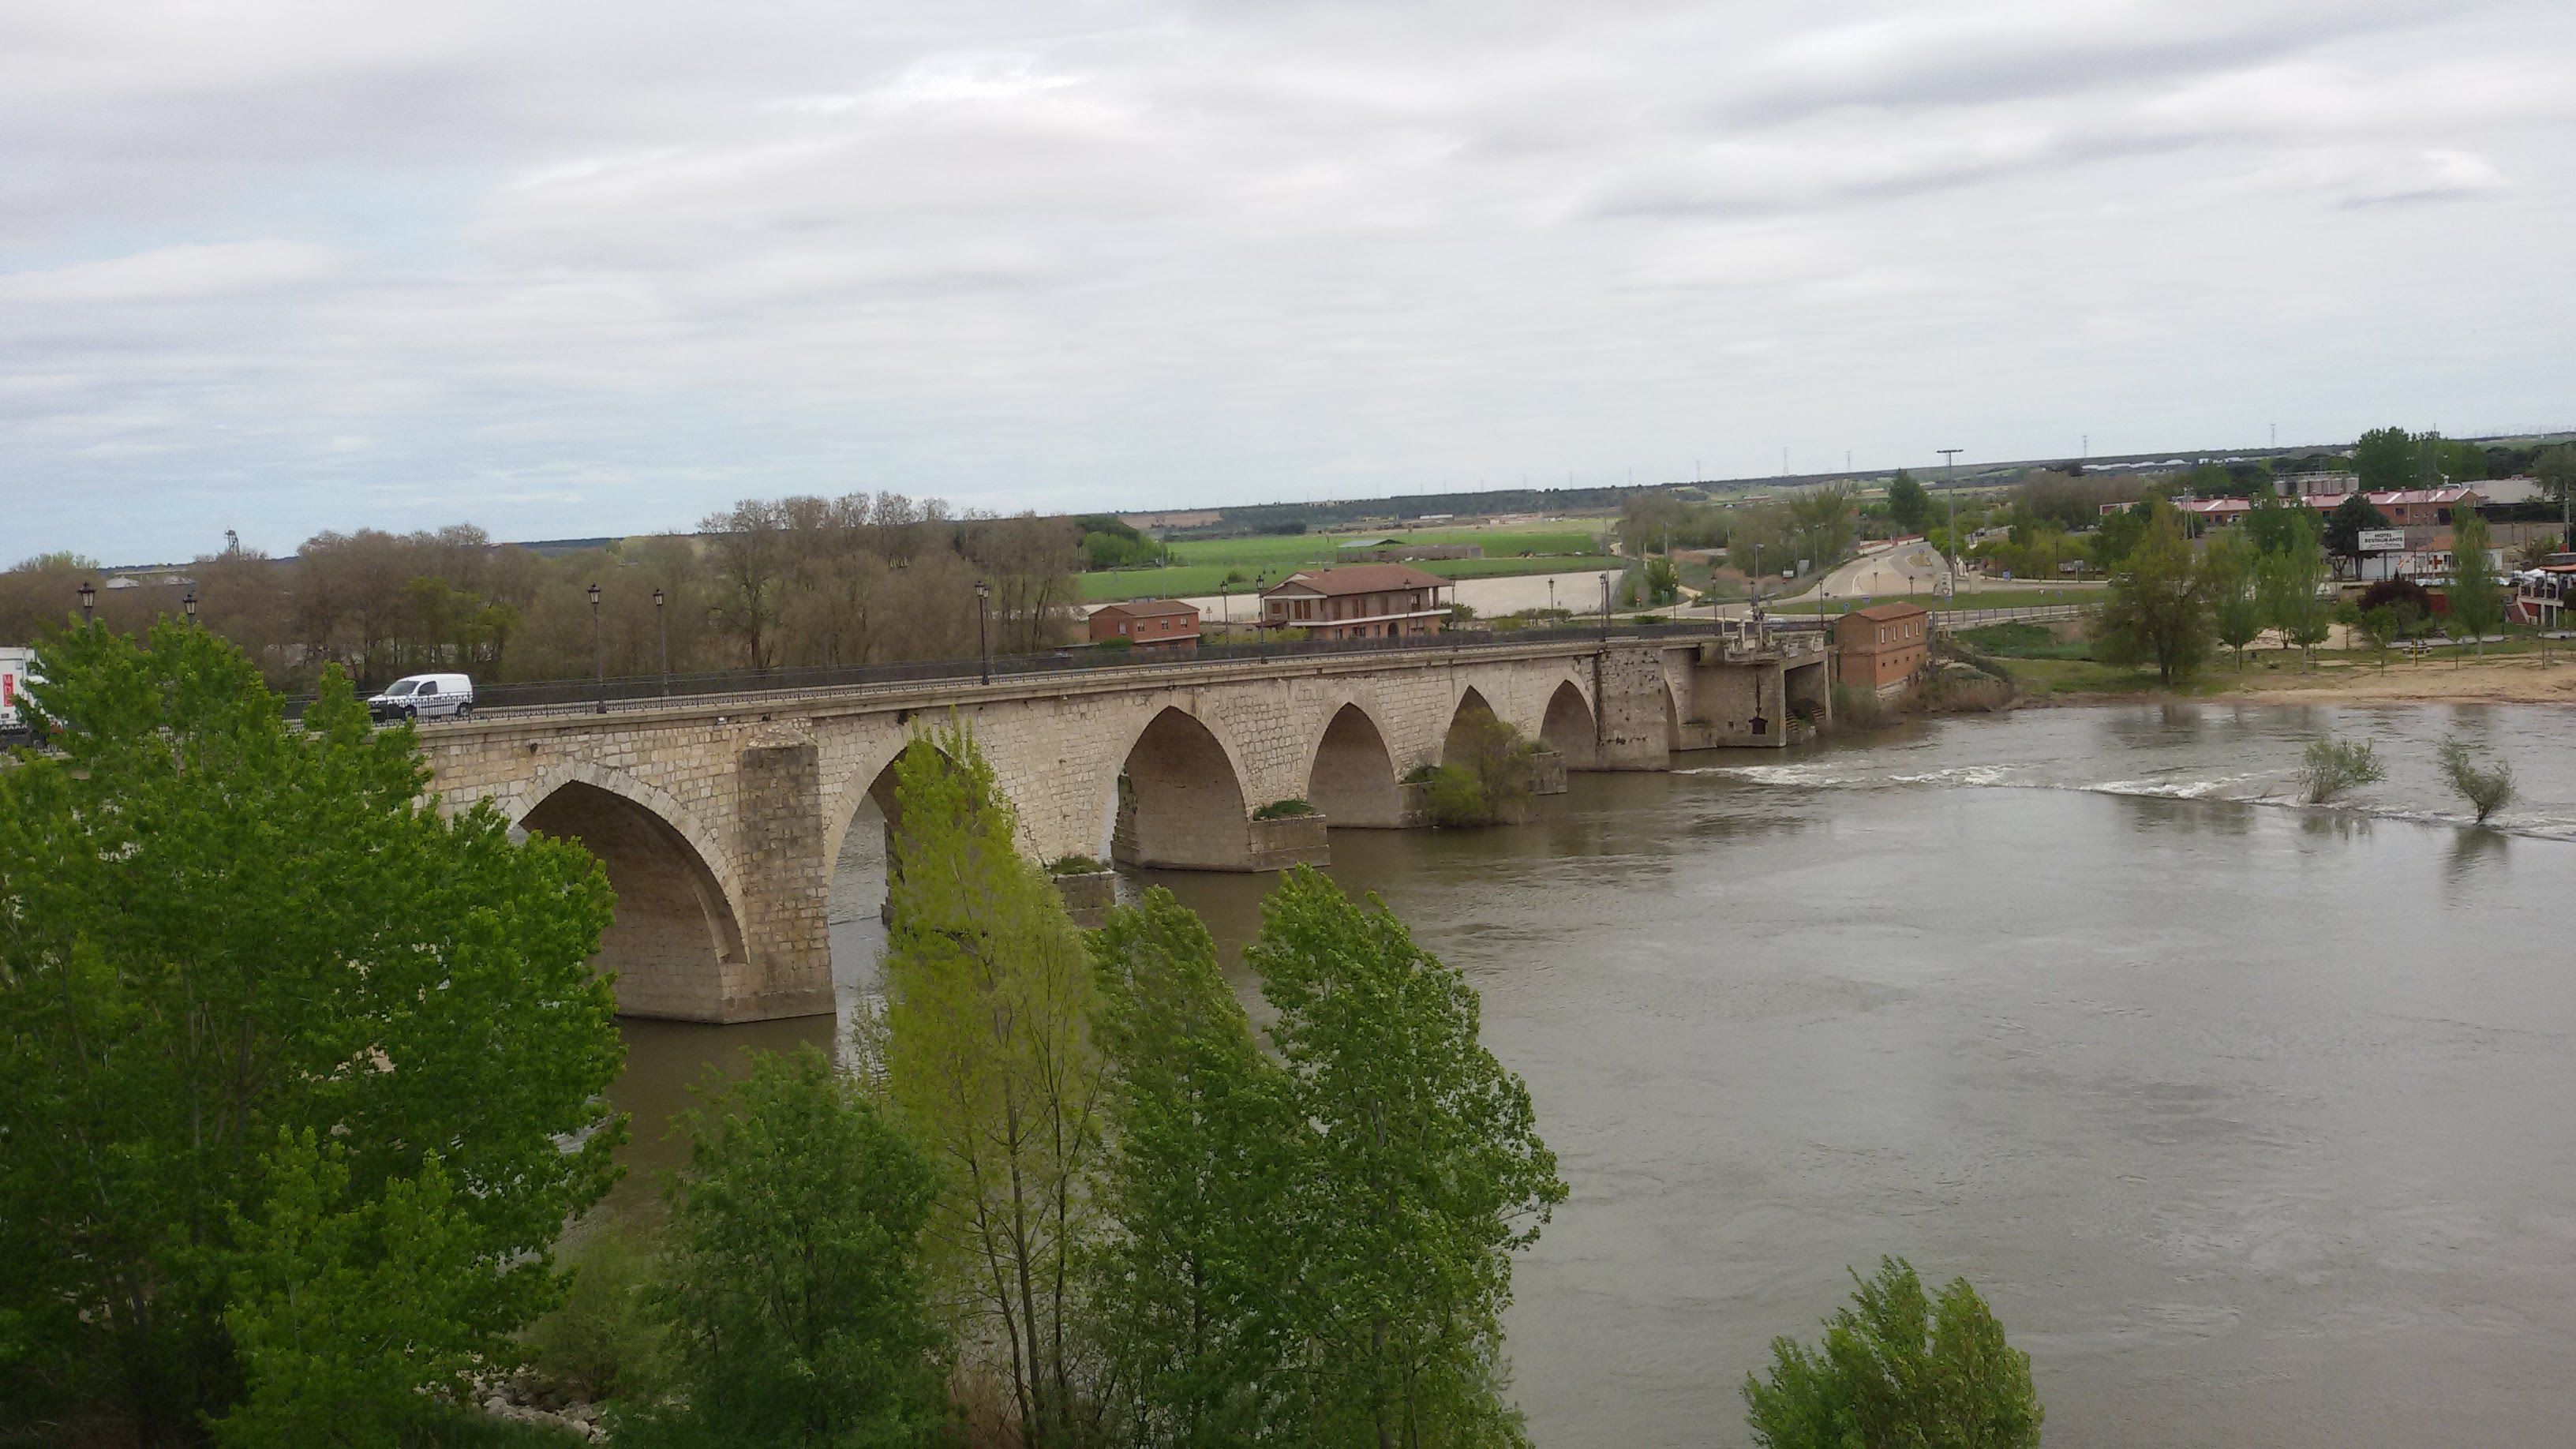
[1421,712,1542,827]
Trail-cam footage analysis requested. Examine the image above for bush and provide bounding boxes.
[2357,577,2435,623]
[2300,737,2387,803]
[1424,713,1541,827]
[2437,736,2515,824]
[1402,763,1443,784]
[1829,682,1885,729]
[1743,1256,2041,1449]
[1095,636,1132,652]
[1251,798,1316,820]
[1048,854,1107,875]
[524,1222,669,1405]
[623,1046,947,1447]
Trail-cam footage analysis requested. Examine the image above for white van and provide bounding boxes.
[367,672,476,723]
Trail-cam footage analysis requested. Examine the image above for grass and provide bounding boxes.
[1956,623,2091,660]
[1163,523,1604,568]
[1816,586,2102,611]
[1995,657,2224,698]
[1080,552,1622,601]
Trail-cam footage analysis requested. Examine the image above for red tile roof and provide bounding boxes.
[1265,564,1448,597]
[1846,601,1930,623]
[1092,598,1200,620]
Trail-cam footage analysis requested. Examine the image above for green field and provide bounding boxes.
[1083,522,1615,602]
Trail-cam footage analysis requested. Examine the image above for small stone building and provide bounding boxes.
[1833,601,1930,698]
[1088,599,1200,651]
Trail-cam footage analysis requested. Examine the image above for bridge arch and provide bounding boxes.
[1306,700,1406,828]
[1442,687,1506,766]
[1109,702,1258,870]
[1541,678,1600,769]
[513,764,747,1022]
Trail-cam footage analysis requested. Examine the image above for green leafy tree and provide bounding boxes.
[0,623,622,1437]
[1642,556,1681,605]
[2257,525,2333,664]
[1788,485,1858,574]
[877,724,1103,1447]
[1886,471,1930,533]
[2536,444,2576,546]
[2357,604,2402,667]
[631,1046,947,1448]
[2089,498,2211,685]
[1088,889,1297,1447]
[2447,508,2505,646]
[2321,493,2393,570]
[2436,735,2515,825]
[2353,426,2421,491]
[2203,531,2263,668]
[2241,491,2311,557]
[214,1131,489,1447]
[1742,1257,2041,1449]
[2087,501,2151,572]
[1422,712,1542,828]
[1248,868,1567,1446]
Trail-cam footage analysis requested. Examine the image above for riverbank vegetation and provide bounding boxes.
[2438,735,2516,824]
[2300,737,2387,803]
[1744,1258,2041,1449]
[1,493,1086,691]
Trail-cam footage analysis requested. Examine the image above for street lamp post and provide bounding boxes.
[653,588,668,696]
[183,592,197,627]
[1938,447,1964,598]
[1548,577,1557,620]
[588,583,605,714]
[1599,572,1612,640]
[975,580,991,685]
[79,581,95,628]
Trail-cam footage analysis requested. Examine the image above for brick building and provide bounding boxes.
[1087,599,1200,652]
[1833,601,1930,698]
[1260,564,1451,640]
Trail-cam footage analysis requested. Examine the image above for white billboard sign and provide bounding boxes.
[2357,529,2406,553]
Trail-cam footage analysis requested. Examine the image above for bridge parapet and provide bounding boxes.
[425,632,1739,1024]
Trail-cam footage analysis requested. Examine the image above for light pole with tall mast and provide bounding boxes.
[1938,447,1964,598]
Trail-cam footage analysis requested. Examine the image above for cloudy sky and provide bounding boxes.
[6,0,2570,563]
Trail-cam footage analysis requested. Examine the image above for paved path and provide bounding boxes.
[1098,567,1627,623]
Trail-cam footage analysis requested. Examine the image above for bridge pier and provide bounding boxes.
[729,732,837,1022]
[1593,646,1676,769]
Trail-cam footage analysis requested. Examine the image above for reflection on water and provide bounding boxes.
[601,702,2576,1446]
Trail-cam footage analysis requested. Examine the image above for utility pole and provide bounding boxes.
[588,582,605,715]
[975,580,992,685]
[1938,448,1964,598]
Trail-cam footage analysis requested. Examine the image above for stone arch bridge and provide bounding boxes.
[423,633,1826,1022]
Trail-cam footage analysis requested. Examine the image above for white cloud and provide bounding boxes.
[0,240,341,305]
[1,0,2571,560]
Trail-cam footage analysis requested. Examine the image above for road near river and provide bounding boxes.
[609,700,2576,1447]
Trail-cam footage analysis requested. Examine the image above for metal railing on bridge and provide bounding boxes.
[299,616,1807,724]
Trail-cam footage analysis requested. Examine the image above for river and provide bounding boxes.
[609,700,2576,1447]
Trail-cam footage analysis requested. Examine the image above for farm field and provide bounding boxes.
[1082,521,1615,602]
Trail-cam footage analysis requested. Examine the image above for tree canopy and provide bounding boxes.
[1743,1257,2042,1449]
[0,623,624,1437]
[2090,498,2213,684]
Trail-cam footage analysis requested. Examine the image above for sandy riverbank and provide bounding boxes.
[2016,650,2576,708]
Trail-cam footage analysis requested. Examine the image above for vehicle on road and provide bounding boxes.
[1,645,39,744]
[366,672,475,723]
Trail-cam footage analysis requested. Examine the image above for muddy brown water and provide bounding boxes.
[608,701,2576,1447]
